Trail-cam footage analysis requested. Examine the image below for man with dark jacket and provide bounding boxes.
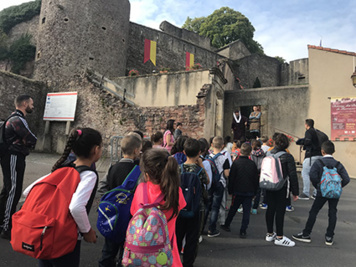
[220,143,258,238]
[0,95,37,240]
[292,141,349,246]
[296,119,322,200]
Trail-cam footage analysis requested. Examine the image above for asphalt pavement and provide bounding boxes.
[0,152,355,267]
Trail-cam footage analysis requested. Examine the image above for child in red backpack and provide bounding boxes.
[130,148,186,267]
[23,128,102,267]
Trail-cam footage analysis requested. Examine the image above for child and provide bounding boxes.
[231,140,242,161]
[206,136,230,237]
[174,122,183,140]
[224,136,233,154]
[176,138,209,266]
[292,140,349,246]
[221,143,258,238]
[171,135,188,164]
[130,149,186,267]
[260,136,270,153]
[24,128,102,267]
[151,131,164,148]
[99,134,142,267]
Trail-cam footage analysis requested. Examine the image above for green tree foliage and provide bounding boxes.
[252,77,261,88]
[182,7,263,54]
[0,29,9,60]
[275,56,286,64]
[8,34,36,74]
[0,0,41,34]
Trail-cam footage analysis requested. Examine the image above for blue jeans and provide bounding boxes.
[99,238,124,267]
[207,182,225,232]
[302,156,322,196]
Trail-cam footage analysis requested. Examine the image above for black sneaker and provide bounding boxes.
[220,224,231,232]
[292,232,311,243]
[325,236,333,246]
[298,193,310,200]
[207,229,220,238]
[0,229,11,240]
[240,230,247,239]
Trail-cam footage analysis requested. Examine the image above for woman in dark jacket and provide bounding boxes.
[265,133,299,247]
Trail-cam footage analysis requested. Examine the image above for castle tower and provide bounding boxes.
[34,0,130,86]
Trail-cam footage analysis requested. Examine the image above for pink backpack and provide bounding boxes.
[122,183,173,267]
[259,151,287,191]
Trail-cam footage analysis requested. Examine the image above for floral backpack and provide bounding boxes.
[122,183,173,267]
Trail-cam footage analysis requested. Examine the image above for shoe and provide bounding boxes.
[310,194,316,200]
[240,230,247,239]
[298,193,310,200]
[325,236,333,246]
[274,236,295,247]
[286,206,294,212]
[199,235,203,243]
[237,207,243,213]
[292,232,311,243]
[0,230,11,240]
[251,209,258,215]
[207,229,220,238]
[220,224,231,232]
[260,203,268,209]
[266,232,276,242]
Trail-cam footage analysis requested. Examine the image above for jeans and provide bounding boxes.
[302,156,322,196]
[206,182,224,232]
[219,187,228,225]
[303,196,339,238]
[39,240,81,267]
[224,194,253,232]
[99,238,124,267]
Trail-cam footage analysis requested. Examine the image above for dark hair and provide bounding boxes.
[235,140,242,149]
[52,128,102,172]
[171,135,188,155]
[183,138,200,158]
[15,95,32,107]
[199,138,209,157]
[140,149,180,220]
[133,130,144,139]
[224,136,232,144]
[252,139,261,150]
[272,132,280,141]
[166,119,175,135]
[176,122,182,127]
[321,140,335,155]
[240,143,252,156]
[305,119,314,128]
[151,131,163,143]
[274,133,289,150]
[260,136,269,143]
[209,136,214,146]
[142,140,153,153]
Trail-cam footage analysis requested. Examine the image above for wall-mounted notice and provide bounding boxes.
[331,97,356,141]
[43,92,78,121]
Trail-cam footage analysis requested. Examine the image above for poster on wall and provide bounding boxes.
[43,92,78,121]
[331,97,356,141]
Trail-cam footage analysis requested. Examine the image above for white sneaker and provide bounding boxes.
[274,236,295,247]
[199,235,203,243]
[266,232,276,242]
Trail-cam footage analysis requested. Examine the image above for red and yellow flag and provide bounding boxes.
[185,52,194,68]
[144,39,156,66]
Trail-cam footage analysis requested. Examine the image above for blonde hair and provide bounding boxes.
[212,136,224,149]
[121,134,142,155]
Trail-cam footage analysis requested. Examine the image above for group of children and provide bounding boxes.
[13,125,350,267]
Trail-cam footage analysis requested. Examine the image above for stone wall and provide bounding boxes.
[159,21,212,51]
[216,40,251,61]
[0,71,47,136]
[232,53,282,88]
[126,22,225,75]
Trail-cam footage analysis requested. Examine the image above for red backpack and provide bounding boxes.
[11,166,92,259]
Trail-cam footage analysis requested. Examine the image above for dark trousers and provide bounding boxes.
[99,238,124,267]
[204,182,224,232]
[224,194,253,232]
[0,153,26,231]
[265,187,287,236]
[176,213,200,267]
[38,240,81,267]
[303,196,339,238]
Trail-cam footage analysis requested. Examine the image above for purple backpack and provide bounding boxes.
[122,183,173,267]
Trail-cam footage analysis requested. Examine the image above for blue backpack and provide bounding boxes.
[97,165,141,242]
[205,153,223,187]
[173,152,187,165]
[319,160,342,199]
[179,164,203,218]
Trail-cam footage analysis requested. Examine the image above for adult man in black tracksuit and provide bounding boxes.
[296,119,322,200]
[0,95,37,239]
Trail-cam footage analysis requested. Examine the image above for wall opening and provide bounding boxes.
[102,27,106,30]
[64,18,69,22]
[89,57,94,61]
[42,17,46,24]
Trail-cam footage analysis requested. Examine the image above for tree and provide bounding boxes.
[8,34,36,74]
[182,7,263,54]
[275,56,286,64]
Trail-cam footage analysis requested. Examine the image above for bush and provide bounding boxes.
[0,0,41,34]
[8,34,36,74]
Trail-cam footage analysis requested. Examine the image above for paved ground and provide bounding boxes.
[0,152,355,266]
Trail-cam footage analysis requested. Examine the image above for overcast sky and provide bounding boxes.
[1,0,355,62]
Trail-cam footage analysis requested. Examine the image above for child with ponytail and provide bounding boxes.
[23,128,103,267]
[130,148,186,267]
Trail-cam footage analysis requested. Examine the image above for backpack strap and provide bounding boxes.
[121,165,141,190]
[212,152,222,160]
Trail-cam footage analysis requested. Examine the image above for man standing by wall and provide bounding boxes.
[231,110,248,142]
[296,119,322,200]
[0,95,37,240]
